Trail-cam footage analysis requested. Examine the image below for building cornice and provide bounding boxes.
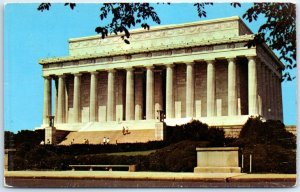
[39,34,254,65]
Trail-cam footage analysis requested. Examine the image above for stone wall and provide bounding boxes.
[134,71,144,120]
[194,62,207,117]
[238,58,248,115]
[97,72,108,121]
[215,60,228,116]
[154,70,163,119]
[174,64,186,118]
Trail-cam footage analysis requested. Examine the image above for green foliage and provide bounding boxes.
[42,141,165,156]
[138,140,208,172]
[4,131,14,149]
[95,3,161,44]
[9,120,224,171]
[5,130,44,149]
[236,117,296,149]
[193,3,213,18]
[9,119,296,173]
[165,120,225,146]
[241,144,296,174]
[228,117,296,174]
[37,3,51,11]
[243,3,296,81]
[207,127,225,147]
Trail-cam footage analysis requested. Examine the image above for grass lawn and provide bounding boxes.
[105,150,156,156]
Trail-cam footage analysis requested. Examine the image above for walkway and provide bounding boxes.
[4,171,296,187]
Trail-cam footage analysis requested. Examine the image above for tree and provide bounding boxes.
[4,131,15,149]
[37,3,296,81]
[243,3,296,81]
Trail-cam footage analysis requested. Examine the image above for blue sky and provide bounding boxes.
[4,3,297,133]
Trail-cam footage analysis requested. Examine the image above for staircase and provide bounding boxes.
[59,129,157,145]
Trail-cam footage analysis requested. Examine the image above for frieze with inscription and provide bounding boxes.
[69,19,241,56]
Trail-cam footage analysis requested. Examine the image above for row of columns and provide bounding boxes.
[43,55,280,125]
[260,61,282,121]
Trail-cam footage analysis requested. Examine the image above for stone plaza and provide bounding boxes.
[38,16,284,144]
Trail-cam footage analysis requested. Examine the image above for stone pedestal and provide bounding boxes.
[4,149,16,171]
[155,122,165,140]
[45,126,56,145]
[194,147,241,173]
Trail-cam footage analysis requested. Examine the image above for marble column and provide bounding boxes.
[89,71,98,122]
[186,62,194,117]
[261,65,267,117]
[257,61,263,116]
[207,60,215,117]
[275,76,280,120]
[278,77,283,121]
[126,68,134,120]
[107,70,115,121]
[57,75,65,124]
[228,58,237,116]
[54,78,58,123]
[269,71,274,119]
[166,64,174,119]
[73,73,81,123]
[266,68,272,119]
[146,66,154,119]
[43,76,52,125]
[277,77,281,120]
[154,71,163,120]
[272,75,277,120]
[248,56,258,115]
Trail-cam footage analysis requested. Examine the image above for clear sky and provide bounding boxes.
[4,3,297,133]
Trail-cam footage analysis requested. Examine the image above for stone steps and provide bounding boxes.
[59,129,157,145]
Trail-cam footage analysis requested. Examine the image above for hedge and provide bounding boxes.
[8,118,296,173]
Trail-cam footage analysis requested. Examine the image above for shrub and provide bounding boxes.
[138,140,209,172]
[229,117,297,173]
[236,117,296,149]
[241,144,296,174]
[207,127,225,147]
[165,120,225,147]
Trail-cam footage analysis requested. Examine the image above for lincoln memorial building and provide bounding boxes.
[38,16,284,144]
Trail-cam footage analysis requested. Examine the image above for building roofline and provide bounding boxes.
[261,43,285,69]
[238,19,254,34]
[68,16,241,43]
[41,16,285,69]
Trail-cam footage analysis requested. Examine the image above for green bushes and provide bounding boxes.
[230,117,296,174]
[5,130,44,148]
[165,120,225,146]
[238,117,296,149]
[135,140,209,172]
[241,144,296,173]
[9,118,296,173]
[9,120,224,171]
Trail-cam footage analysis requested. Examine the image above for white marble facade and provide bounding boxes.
[39,16,284,138]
